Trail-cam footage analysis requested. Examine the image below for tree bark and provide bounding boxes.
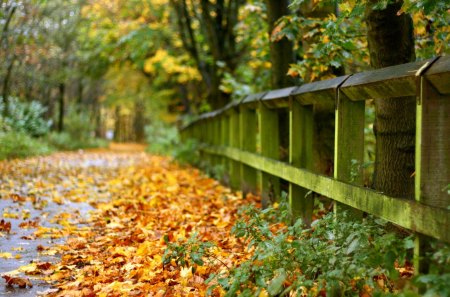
[114,106,121,142]
[2,54,17,116]
[133,99,145,143]
[169,0,242,110]
[265,0,295,89]
[365,0,416,198]
[57,83,65,132]
[0,5,17,47]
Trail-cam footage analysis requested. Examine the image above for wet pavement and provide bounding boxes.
[0,147,147,296]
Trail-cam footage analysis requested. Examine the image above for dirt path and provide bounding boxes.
[0,145,256,296]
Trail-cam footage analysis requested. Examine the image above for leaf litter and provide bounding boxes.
[0,149,259,296]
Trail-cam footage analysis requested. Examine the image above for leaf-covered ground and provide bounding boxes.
[0,145,258,296]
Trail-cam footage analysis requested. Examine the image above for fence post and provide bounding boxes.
[258,101,280,207]
[211,117,220,168]
[414,58,450,274]
[221,113,230,184]
[229,108,241,189]
[289,98,314,225]
[240,105,258,195]
[205,119,213,166]
[334,91,365,218]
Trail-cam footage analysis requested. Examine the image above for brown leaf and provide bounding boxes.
[2,275,33,288]
[0,219,11,233]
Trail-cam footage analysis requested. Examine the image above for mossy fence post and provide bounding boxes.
[414,57,450,274]
[239,103,258,195]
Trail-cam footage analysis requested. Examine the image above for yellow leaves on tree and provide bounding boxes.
[144,49,202,83]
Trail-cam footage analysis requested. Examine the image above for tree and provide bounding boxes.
[265,0,295,89]
[169,0,245,109]
[365,0,416,198]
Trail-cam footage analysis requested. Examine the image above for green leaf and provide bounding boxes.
[191,252,204,266]
[403,237,415,249]
[346,238,359,255]
[267,268,287,296]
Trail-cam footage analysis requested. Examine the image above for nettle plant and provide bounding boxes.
[163,232,216,271]
[208,201,413,297]
[163,195,448,296]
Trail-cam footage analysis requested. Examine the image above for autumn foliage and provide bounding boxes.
[0,151,258,296]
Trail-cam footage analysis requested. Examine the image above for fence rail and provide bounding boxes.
[180,56,450,270]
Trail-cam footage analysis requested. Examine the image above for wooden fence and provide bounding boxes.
[180,56,450,272]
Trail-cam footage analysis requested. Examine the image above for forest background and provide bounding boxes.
[0,0,448,165]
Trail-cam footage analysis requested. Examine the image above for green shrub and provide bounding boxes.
[213,202,413,296]
[0,97,51,136]
[0,131,53,160]
[64,107,95,140]
[46,132,108,151]
[165,195,422,296]
[145,121,200,164]
[146,121,179,155]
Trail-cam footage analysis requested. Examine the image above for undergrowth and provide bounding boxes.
[163,195,450,296]
[0,131,54,160]
[0,100,108,160]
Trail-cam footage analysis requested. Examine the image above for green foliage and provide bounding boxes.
[214,202,413,296]
[415,242,450,297]
[45,107,108,151]
[284,0,448,82]
[46,132,108,151]
[63,107,96,141]
[163,232,215,269]
[160,192,450,297]
[0,131,53,160]
[146,121,179,155]
[0,97,51,137]
[145,121,200,165]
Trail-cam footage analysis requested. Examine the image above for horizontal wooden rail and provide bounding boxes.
[202,145,450,243]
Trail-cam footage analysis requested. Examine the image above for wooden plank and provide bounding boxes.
[425,55,450,95]
[202,145,450,243]
[204,119,213,166]
[241,91,267,109]
[334,92,365,218]
[221,114,230,181]
[292,76,350,106]
[415,77,450,209]
[414,75,450,274]
[261,87,297,108]
[229,109,241,189]
[240,105,258,194]
[341,59,432,101]
[211,118,221,167]
[258,101,280,207]
[289,98,314,225]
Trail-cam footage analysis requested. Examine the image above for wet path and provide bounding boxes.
[1,143,255,296]
[0,145,147,296]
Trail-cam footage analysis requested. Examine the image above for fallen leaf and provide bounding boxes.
[0,219,11,233]
[2,275,33,288]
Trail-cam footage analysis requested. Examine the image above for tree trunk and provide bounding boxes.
[2,54,16,116]
[298,1,340,176]
[265,0,295,89]
[77,79,83,106]
[114,106,121,142]
[58,83,65,132]
[365,0,416,198]
[133,99,145,143]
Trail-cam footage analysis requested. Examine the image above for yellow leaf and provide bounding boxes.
[0,252,13,259]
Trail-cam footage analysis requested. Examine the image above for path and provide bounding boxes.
[0,144,256,296]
